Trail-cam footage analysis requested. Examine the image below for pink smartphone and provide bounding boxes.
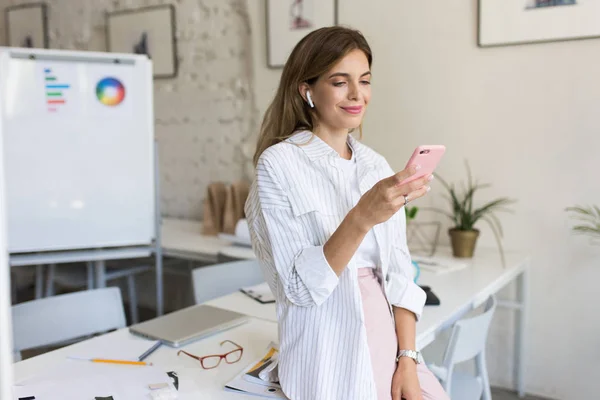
[398,145,446,185]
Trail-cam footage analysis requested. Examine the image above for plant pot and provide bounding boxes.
[449,228,480,258]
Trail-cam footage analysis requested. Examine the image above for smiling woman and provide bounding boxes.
[254,26,373,165]
[246,26,449,400]
[298,49,371,146]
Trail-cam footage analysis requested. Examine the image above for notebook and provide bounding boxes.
[240,282,276,304]
[129,305,249,347]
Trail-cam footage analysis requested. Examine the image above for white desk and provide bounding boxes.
[14,247,530,398]
[161,218,230,263]
[161,218,255,263]
[13,318,278,400]
[207,247,531,397]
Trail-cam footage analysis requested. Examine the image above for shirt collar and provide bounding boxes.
[285,130,372,166]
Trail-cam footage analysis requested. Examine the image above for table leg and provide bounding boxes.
[155,248,164,317]
[516,265,529,398]
[34,265,44,299]
[86,262,94,290]
[94,260,106,288]
[45,264,55,297]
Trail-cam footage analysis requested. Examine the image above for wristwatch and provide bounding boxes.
[396,349,423,364]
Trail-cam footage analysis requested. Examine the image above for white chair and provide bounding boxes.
[10,265,46,303]
[44,260,151,324]
[192,260,264,304]
[428,295,497,400]
[12,287,126,362]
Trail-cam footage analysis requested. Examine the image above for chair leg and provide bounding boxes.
[86,262,94,290]
[35,264,44,299]
[476,352,492,400]
[11,271,17,304]
[127,275,139,324]
[45,264,56,297]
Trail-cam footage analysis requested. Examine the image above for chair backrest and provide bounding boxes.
[12,287,126,359]
[442,295,497,368]
[192,260,264,304]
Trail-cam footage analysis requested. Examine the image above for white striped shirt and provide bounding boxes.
[245,130,426,400]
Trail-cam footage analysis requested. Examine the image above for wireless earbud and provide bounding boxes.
[306,91,315,108]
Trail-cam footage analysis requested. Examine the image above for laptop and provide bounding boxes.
[129,305,250,347]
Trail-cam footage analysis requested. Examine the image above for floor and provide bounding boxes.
[491,387,552,400]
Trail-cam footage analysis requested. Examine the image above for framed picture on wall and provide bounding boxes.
[5,3,49,49]
[106,4,178,79]
[479,0,600,47]
[266,0,338,68]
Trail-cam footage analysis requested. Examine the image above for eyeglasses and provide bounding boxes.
[177,340,244,369]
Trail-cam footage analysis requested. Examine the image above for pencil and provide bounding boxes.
[91,358,152,366]
[68,356,152,366]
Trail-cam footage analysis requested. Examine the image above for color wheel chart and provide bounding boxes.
[96,77,126,106]
[44,68,70,112]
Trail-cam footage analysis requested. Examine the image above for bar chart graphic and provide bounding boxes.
[44,68,70,112]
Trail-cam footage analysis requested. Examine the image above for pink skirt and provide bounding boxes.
[358,267,450,400]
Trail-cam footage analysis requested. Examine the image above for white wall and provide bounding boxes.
[247,1,600,398]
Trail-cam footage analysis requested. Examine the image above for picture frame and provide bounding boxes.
[266,0,338,68]
[5,2,49,49]
[106,4,178,79]
[479,0,600,48]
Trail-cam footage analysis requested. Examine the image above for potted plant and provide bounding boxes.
[565,205,600,244]
[428,161,515,263]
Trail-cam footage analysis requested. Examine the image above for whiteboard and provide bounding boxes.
[0,83,13,396]
[0,48,155,253]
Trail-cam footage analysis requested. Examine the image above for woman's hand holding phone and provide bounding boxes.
[351,166,433,232]
[351,145,445,232]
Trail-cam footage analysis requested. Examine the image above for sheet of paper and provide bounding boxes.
[67,333,159,361]
[412,255,468,275]
[15,361,172,400]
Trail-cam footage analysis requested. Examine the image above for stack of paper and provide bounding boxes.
[224,342,287,399]
[218,219,252,247]
[412,255,469,275]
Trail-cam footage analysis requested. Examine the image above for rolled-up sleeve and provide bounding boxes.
[387,238,427,320]
[245,157,339,307]
[382,164,426,319]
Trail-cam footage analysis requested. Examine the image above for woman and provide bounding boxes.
[245,26,449,400]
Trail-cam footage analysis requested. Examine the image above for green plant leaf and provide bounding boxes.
[472,198,515,225]
[409,207,419,219]
[488,212,504,237]
[566,205,600,242]
[566,206,593,216]
[482,216,506,268]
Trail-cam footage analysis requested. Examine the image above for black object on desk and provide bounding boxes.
[420,286,440,306]
[138,341,162,361]
[240,288,276,304]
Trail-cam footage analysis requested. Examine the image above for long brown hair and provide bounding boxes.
[253,26,372,166]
